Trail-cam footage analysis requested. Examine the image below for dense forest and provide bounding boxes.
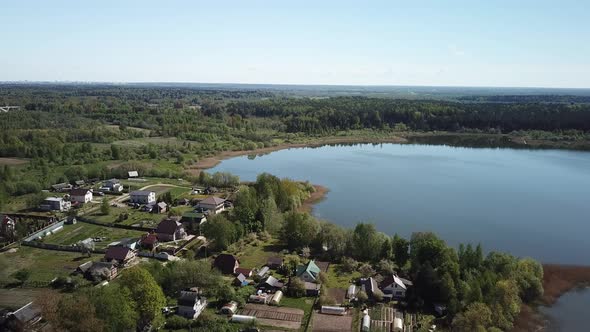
[1,84,590,210]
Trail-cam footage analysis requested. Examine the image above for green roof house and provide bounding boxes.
[296,260,321,283]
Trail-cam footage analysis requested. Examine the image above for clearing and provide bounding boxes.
[311,310,353,332]
[0,246,101,283]
[0,157,29,166]
[42,222,146,248]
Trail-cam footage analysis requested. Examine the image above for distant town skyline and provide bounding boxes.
[2,0,589,88]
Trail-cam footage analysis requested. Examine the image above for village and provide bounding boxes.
[0,169,430,332]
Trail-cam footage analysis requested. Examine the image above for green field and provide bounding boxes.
[42,222,146,248]
[0,246,101,283]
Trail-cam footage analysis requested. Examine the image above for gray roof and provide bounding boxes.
[130,190,154,196]
[11,302,41,324]
[44,197,63,202]
[257,266,270,277]
[198,196,226,205]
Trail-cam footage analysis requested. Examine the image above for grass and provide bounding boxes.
[88,206,164,227]
[0,246,101,283]
[42,222,146,248]
[280,296,315,332]
[325,264,361,290]
[232,238,284,269]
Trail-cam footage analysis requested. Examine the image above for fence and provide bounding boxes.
[23,220,66,242]
[21,240,106,254]
[77,216,154,232]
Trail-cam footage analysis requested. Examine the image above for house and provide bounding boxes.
[2,302,42,330]
[129,191,156,205]
[379,275,412,300]
[260,275,284,291]
[86,262,118,281]
[108,238,139,250]
[70,188,93,204]
[196,196,226,214]
[51,182,72,192]
[235,268,253,277]
[304,282,321,296]
[233,273,250,287]
[257,266,270,278]
[104,246,137,266]
[76,261,94,275]
[156,218,187,242]
[103,179,123,192]
[213,254,239,274]
[128,171,138,178]
[140,233,159,251]
[176,198,190,206]
[181,212,207,232]
[156,201,167,214]
[74,180,86,187]
[361,277,380,299]
[40,197,71,211]
[177,288,207,320]
[267,257,284,269]
[0,215,16,239]
[296,260,321,283]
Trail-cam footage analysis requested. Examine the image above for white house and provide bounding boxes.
[70,188,93,204]
[177,288,207,320]
[129,191,156,204]
[379,275,412,299]
[196,196,226,214]
[40,197,71,211]
[103,179,123,192]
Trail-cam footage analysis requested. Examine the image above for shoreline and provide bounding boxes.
[188,135,407,174]
[512,264,590,331]
[298,185,329,214]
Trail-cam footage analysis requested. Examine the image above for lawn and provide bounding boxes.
[325,264,361,289]
[0,246,101,283]
[88,206,165,227]
[233,238,284,269]
[42,222,146,248]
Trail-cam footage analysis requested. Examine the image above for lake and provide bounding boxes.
[541,288,590,331]
[210,143,590,264]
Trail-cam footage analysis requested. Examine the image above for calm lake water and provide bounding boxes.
[210,143,590,264]
[540,288,590,332]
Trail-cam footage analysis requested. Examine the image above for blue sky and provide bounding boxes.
[1,0,589,87]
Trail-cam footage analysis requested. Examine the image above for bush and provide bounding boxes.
[340,257,359,273]
[165,315,190,329]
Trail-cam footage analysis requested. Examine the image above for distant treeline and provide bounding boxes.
[226,97,590,134]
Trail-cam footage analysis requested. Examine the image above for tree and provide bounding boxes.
[259,196,283,235]
[13,269,31,286]
[452,302,492,332]
[35,290,104,332]
[203,214,238,251]
[351,223,384,261]
[392,234,410,267]
[357,290,368,303]
[110,144,121,160]
[281,212,319,250]
[288,277,306,297]
[100,198,110,215]
[119,267,166,329]
[89,284,138,331]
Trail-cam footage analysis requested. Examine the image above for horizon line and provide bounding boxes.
[1,80,590,90]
